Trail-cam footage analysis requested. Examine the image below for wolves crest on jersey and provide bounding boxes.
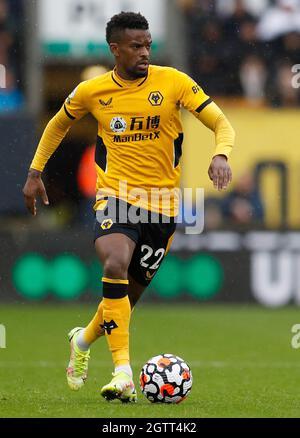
[148,91,164,106]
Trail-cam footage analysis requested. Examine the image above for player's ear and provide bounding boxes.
[109,43,119,57]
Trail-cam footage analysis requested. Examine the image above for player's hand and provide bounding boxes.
[22,169,49,216]
[208,155,232,191]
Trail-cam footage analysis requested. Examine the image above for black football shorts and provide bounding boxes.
[94,197,176,286]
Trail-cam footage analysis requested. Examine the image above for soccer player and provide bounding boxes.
[23,12,234,402]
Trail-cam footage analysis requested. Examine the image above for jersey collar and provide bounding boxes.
[111,67,149,88]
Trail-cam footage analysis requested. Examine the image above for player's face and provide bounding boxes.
[111,29,152,79]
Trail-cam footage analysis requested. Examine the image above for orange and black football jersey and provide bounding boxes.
[64,65,212,216]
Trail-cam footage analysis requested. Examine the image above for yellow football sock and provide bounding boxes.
[83,301,105,345]
[101,277,131,367]
[83,287,135,347]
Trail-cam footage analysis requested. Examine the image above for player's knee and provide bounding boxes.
[103,256,128,279]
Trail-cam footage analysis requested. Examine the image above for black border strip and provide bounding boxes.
[138,73,148,86]
[195,97,212,113]
[63,104,76,120]
[0,418,292,433]
[111,72,123,88]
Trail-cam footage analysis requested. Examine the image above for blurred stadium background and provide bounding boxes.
[1,0,300,306]
[1,0,300,418]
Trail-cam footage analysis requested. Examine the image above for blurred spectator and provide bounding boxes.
[257,0,300,42]
[273,60,300,105]
[177,0,215,15]
[204,197,223,230]
[177,0,217,95]
[222,0,257,39]
[222,9,266,96]
[221,172,265,225]
[178,0,300,107]
[271,32,300,106]
[239,55,267,103]
[0,0,13,67]
[0,0,24,113]
[216,0,269,17]
[192,19,227,95]
[0,67,24,112]
[280,31,300,64]
[266,25,300,106]
[257,0,300,106]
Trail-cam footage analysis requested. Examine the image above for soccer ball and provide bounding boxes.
[139,353,192,403]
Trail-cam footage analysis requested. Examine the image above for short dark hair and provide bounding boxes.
[106,11,149,43]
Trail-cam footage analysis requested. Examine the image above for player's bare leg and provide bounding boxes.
[128,273,147,308]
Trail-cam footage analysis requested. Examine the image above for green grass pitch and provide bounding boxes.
[0,304,300,418]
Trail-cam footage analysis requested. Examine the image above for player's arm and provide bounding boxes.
[175,70,235,191]
[23,83,88,215]
[197,101,235,191]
